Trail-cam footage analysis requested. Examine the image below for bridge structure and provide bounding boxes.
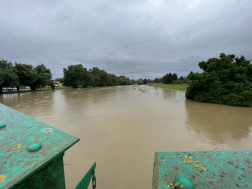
[0,103,96,189]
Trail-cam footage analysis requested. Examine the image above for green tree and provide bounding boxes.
[0,59,18,93]
[50,82,55,89]
[110,74,118,86]
[163,73,178,84]
[163,73,173,84]
[63,64,89,88]
[55,78,64,83]
[106,73,118,86]
[82,68,91,87]
[99,70,108,86]
[154,78,159,83]
[172,73,178,81]
[186,53,252,107]
[131,79,136,84]
[143,79,148,84]
[89,67,100,78]
[15,63,38,91]
[118,75,126,85]
[179,76,185,80]
[29,64,52,90]
[137,79,143,85]
[118,75,131,85]
[89,67,100,87]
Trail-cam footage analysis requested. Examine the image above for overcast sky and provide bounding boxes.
[0,0,251,80]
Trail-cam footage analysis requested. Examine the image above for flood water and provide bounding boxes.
[1,85,252,189]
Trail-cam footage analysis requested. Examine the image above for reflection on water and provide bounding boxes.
[185,100,252,145]
[1,86,252,189]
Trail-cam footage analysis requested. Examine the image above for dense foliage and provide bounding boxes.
[137,79,143,85]
[154,78,159,83]
[118,75,131,85]
[163,73,178,84]
[186,53,252,107]
[15,63,38,91]
[29,64,53,90]
[63,65,133,88]
[131,79,136,84]
[63,64,90,88]
[0,59,19,92]
[0,59,53,93]
[55,78,64,83]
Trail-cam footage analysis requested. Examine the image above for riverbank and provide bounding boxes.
[149,83,188,92]
[0,86,71,94]
[39,86,70,90]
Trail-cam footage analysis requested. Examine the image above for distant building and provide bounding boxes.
[147,82,152,84]
[53,82,62,87]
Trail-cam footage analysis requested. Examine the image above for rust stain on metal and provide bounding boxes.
[23,161,32,168]
[153,152,160,189]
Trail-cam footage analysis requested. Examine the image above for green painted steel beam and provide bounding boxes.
[0,103,80,188]
[153,151,252,189]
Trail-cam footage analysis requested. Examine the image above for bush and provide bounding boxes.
[172,80,182,84]
[50,83,55,89]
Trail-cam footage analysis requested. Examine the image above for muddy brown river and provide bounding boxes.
[1,85,252,188]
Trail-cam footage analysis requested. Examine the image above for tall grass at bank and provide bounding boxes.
[149,83,188,92]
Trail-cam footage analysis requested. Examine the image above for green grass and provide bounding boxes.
[149,83,188,92]
[39,86,71,90]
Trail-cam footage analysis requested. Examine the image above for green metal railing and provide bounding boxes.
[75,162,96,189]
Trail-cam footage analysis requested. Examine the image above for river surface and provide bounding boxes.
[1,85,252,188]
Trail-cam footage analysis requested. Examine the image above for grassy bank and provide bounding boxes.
[149,83,188,92]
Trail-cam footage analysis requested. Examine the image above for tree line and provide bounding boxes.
[62,64,132,88]
[1,58,188,93]
[131,75,188,85]
[151,74,188,84]
[0,59,53,93]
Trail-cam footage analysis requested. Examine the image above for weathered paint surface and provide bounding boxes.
[0,103,80,189]
[14,153,66,189]
[153,151,252,189]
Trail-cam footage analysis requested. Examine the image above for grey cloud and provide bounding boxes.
[0,0,251,80]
